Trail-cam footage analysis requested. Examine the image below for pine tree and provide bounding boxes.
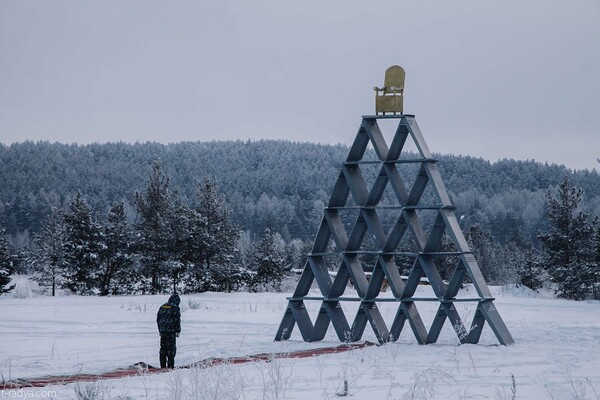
[33,208,69,296]
[222,247,253,292]
[134,162,179,294]
[592,223,600,300]
[234,230,254,271]
[185,178,239,292]
[208,230,254,292]
[517,246,544,291]
[586,220,600,299]
[63,190,103,294]
[166,201,189,294]
[251,228,286,292]
[99,201,133,295]
[284,238,309,272]
[504,228,530,285]
[0,228,16,294]
[539,177,595,300]
[465,225,498,284]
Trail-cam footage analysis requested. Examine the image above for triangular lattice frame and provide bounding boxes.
[275,114,514,346]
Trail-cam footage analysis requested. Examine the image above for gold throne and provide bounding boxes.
[374,65,405,115]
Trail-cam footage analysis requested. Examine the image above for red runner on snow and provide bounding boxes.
[1,342,375,389]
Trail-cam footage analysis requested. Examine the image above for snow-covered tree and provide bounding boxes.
[134,162,180,294]
[63,191,103,294]
[539,177,596,300]
[465,224,499,284]
[185,178,239,292]
[195,178,239,269]
[0,227,15,294]
[251,228,286,292]
[33,208,68,296]
[234,230,254,270]
[98,201,134,295]
[592,224,600,299]
[201,230,254,292]
[517,246,544,291]
[166,200,190,294]
[284,238,309,272]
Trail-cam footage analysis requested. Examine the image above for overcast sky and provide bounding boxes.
[1,0,599,170]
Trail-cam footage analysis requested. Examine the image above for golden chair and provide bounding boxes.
[374,65,405,115]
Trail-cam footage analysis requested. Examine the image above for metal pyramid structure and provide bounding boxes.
[275,114,514,346]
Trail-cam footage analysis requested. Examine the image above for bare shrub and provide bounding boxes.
[74,381,113,400]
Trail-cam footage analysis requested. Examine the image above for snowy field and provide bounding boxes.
[1,280,600,400]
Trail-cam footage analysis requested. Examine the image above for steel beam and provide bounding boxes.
[276,114,513,346]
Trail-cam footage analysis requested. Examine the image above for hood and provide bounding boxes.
[168,294,180,306]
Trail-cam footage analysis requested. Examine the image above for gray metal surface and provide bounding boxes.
[275,115,514,346]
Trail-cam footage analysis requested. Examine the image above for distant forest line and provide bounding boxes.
[1,140,600,247]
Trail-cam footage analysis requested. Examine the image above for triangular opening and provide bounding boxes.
[446,300,481,344]
[375,119,403,147]
[392,162,419,204]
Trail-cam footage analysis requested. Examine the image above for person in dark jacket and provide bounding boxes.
[156,294,181,369]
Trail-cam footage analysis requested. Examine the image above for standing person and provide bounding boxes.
[156,294,181,369]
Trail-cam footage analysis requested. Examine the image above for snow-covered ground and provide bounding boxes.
[1,280,600,399]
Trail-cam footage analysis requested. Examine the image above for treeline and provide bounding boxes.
[0,140,345,242]
[2,140,600,245]
[0,140,600,299]
[1,163,300,296]
[530,178,600,300]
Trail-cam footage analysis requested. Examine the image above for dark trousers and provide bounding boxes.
[159,333,177,368]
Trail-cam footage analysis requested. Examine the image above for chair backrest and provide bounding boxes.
[383,65,405,93]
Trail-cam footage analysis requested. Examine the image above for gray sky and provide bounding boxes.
[1,0,599,170]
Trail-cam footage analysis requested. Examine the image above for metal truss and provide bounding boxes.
[275,114,514,346]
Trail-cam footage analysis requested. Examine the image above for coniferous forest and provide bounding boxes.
[1,140,600,299]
